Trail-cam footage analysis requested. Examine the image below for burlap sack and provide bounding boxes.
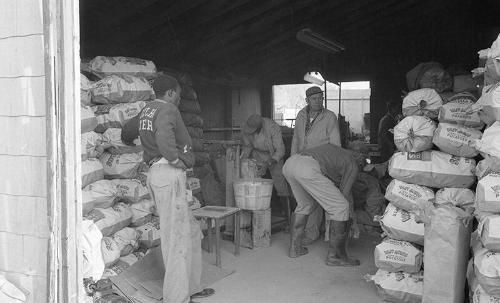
[181,112,203,127]
[81,73,93,106]
[91,74,154,104]
[81,131,104,160]
[102,252,145,279]
[94,101,146,133]
[406,62,452,93]
[89,56,157,79]
[112,227,140,257]
[473,121,500,159]
[85,202,133,237]
[81,106,98,133]
[476,173,500,213]
[101,237,121,267]
[385,179,434,212]
[178,98,201,114]
[476,155,500,180]
[422,205,472,303]
[389,151,476,189]
[435,188,475,209]
[82,158,104,188]
[432,123,482,157]
[111,178,149,203]
[82,220,105,280]
[82,180,118,216]
[187,126,203,139]
[99,152,144,179]
[377,203,425,245]
[394,116,436,152]
[367,269,423,303]
[474,246,500,296]
[374,238,423,273]
[471,282,500,303]
[402,88,443,119]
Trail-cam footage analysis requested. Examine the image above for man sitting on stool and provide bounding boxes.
[282,143,360,266]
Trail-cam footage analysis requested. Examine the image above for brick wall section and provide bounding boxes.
[0,0,50,302]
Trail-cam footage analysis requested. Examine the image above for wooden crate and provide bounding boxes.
[239,208,271,249]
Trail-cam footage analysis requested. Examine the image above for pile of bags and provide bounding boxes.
[465,33,500,303]
[368,58,484,302]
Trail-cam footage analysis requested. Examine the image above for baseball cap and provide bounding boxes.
[152,74,179,97]
[306,86,323,97]
[243,114,263,134]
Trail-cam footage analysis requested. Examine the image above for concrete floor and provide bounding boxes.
[199,231,385,303]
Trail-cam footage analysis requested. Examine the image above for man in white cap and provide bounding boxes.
[290,86,342,245]
[241,114,291,227]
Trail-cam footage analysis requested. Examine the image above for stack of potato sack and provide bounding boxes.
[467,33,500,303]
[175,73,209,205]
[80,56,162,302]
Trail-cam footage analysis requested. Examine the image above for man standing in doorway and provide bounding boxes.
[377,100,401,163]
[241,114,291,227]
[283,143,360,266]
[138,74,214,303]
[290,86,341,244]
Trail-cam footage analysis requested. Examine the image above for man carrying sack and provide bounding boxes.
[138,74,214,302]
[283,143,360,266]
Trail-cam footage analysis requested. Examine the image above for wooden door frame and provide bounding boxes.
[43,0,82,301]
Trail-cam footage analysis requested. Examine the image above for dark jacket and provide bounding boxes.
[377,113,397,162]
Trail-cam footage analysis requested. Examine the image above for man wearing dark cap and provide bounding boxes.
[138,74,214,303]
[290,85,342,246]
[241,114,291,225]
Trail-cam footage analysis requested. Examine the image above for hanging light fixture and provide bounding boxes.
[296,28,346,54]
[303,71,325,85]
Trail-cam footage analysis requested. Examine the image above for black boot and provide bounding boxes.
[326,220,360,266]
[289,213,309,258]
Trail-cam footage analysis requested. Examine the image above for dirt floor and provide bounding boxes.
[198,230,385,303]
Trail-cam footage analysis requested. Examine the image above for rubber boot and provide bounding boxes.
[279,196,291,233]
[289,213,309,258]
[325,220,360,266]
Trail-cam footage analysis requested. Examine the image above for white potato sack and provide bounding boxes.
[473,121,500,159]
[94,101,146,133]
[111,178,149,203]
[366,269,423,303]
[101,251,145,278]
[476,173,500,213]
[402,88,443,119]
[130,199,156,227]
[376,203,425,245]
[470,83,500,122]
[85,202,133,237]
[81,105,98,133]
[81,73,93,106]
[474,246,500,297]
[81,220,105,280]
[438,92,484,128]
[101,236,121,267]
[385,179,434,212]
[394,116,436,152]
[82,180,118,216]
[479,215,500,252]
[374,238,423,273]
[471,281,500,303]
[434,188,475,209]
[81,131,105,160]
[89,56,157,79]
[112,227,140,256]
[100,152,144,179]
[81,158,104,188]
[476,155,500,180]
[432,123,482,157]
[102,128,141,148]
[91,74,154,104]
[389,151,476,189]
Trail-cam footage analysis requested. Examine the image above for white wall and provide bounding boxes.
[0,1,49,302]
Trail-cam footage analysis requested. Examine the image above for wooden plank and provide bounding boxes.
[0,0,44,38]
[0,77,46,116]
[0,116,46,156]
[0,271,47,303]
[0,155,46,197]
[0,194,49,238]
[0,35,45,77]
[0,232,48,276]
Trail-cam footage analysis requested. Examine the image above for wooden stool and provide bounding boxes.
[192,206,241,267]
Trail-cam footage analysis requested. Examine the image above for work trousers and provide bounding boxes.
[282,154,350,222]
[147,163,202,303]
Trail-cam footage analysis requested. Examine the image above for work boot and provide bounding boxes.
[289,213,309,258]
[279,196,291,233]
[326,220,360,266]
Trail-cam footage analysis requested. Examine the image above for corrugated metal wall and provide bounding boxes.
[0,0,49,302]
